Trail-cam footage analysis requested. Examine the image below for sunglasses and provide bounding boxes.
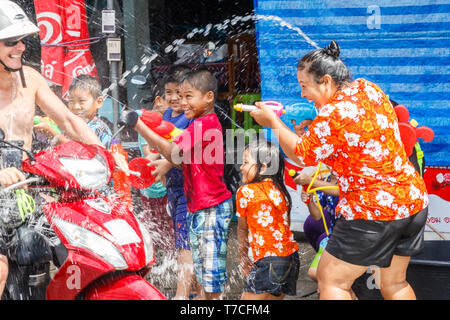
[3,37,29,47]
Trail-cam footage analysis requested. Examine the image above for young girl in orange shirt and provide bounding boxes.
[236,139,299,300]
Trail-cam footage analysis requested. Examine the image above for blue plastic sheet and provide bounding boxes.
[254,0,450,166]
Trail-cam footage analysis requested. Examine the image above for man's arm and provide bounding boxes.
[31,68,102,146]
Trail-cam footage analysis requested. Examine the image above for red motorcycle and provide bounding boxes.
[0,131,166,300]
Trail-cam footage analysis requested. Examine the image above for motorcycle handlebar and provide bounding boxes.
[0,177,44,195]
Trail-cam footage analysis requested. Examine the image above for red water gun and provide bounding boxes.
[137,109,183,141]
[394,105,434,157]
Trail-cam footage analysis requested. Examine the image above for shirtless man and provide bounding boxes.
[0,1,103,298]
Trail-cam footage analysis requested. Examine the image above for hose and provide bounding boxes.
[305,162,339,236]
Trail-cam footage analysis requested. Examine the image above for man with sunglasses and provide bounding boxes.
[0,1,104,298]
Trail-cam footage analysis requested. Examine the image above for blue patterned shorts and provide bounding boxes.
[188,198,232,293]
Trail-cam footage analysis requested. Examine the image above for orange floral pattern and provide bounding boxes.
[295,79,428,221]
[236,179,299,262]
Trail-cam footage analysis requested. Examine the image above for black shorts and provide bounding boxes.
[244,251,300,297]
[326,207,428,268]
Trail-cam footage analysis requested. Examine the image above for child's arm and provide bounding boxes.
[33,118,69,146]
[294,171,339,197]
[237,216,252,277]
[149,158,174,183]
[135,119,183,166]
[302,189,327,221]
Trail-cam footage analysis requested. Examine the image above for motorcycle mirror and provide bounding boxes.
[0,128,4,141]
[130,75,147,86]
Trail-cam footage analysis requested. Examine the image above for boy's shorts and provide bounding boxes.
[187,198,232,293]
[326,206,428,268]
[167,187,190,250]
[244,251,300,297]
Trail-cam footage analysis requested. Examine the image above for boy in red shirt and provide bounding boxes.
[123,69,232,300]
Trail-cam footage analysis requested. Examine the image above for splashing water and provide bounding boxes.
[17,6,322,299]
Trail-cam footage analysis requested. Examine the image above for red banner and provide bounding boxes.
[34,0,65,86]
[423,167,450,202]
[34,0,98,98]
[61,0,98,99]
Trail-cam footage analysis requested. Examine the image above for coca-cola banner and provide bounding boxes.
[34,0,65,86]
[34,0,98,98]
[61,0,98,99]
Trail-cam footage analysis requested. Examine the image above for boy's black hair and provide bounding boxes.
[181,68,218,99]
[165,63,192,84]
[69,74,102,99]
[245,139,292,217]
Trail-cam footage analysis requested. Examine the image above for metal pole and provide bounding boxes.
[107,0,120,134]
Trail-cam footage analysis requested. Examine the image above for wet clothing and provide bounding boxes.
[167,186,190,250]
[173,113,231,212]
[244,251,299,297]
[188,198,232,293]
[173,112,231,292]
[162,109,193,250]
[137,134,167,199]
[236,178,299,262]
[303,190,339,252]
[326,206,428,267]
[87,116,112,147]
[295,79,428,221]
[162,109,193,189]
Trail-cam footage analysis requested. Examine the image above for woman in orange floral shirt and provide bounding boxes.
[237,140,299,300]
[250,41,428,300]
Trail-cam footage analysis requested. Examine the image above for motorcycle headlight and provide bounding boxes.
[52,217,128,269]
[59,154,109,190]
[136,218,154,266]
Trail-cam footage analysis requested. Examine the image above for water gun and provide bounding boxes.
[136,109,183,141]
[289,163,338,237]
[127,157,156,189]
[110,140,133,211]
[234,101,285,117]
[33,116,61,134]
[234,101,318,133]
[288,169,311,204]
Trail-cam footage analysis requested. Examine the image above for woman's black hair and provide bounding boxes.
[297,40,351,89]
[245,139,292,216]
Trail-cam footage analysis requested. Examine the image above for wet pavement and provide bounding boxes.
[146,220,319,300]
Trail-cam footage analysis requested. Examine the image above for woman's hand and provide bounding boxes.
[0,167,27,188]
[293,171,312,186]
[249,101,282,128]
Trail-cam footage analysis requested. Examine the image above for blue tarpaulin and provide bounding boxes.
[254,0,450,166]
